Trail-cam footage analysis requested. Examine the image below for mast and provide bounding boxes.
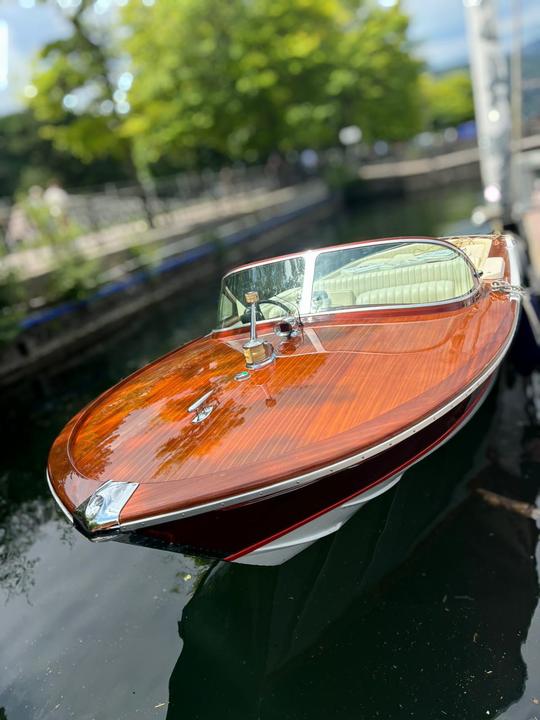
[464,0,513,227]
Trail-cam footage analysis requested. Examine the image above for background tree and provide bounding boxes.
[25,0,424,177]
[0,111,128,198]
[121,0,424,169]
[27,0,140,180]
[420,70,475,130]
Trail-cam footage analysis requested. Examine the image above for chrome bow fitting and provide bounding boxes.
[74,480,138,534]
[242,290,275,369]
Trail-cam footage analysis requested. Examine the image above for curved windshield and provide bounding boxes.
[311,242,476,312]
[217,257,305,328]
[216,240,478,329]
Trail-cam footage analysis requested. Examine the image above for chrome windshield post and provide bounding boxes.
[246,290,258,342]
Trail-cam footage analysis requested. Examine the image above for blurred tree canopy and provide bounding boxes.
[420,70,475,130]
[122,0,423,167]
[28,0,139,179]
[25,0,423,177]
[0,111,129,197]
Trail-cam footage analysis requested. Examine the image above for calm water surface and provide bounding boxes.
[2,184,540,720]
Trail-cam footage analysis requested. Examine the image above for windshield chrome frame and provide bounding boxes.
[214,236,482,332]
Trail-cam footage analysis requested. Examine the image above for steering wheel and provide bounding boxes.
[241,299,292,324]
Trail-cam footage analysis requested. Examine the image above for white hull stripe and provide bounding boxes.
[232,370,496,565]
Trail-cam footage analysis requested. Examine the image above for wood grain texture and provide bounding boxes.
[133,381,490,559]
[47,235,517,523]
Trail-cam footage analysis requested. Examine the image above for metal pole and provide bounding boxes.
[511,0,523,145]
[510,0,524,214]
[464,0,513,227]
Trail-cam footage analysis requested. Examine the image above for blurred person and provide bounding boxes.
[44,179,69,221]
[218,166,234,197]
[5,185,44,249]
[265,152,285,187]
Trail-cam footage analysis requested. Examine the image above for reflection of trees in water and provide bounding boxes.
[1,498,47,600]
[69,340,240,481]
[155,398,246,477]
[0,496,73,601]
[164,373,540,720]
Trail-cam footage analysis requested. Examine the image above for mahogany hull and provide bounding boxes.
[115,374,494,563]
[46,233,521,565]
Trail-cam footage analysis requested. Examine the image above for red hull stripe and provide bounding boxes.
[224,376,493,561]
[135,376,493,560]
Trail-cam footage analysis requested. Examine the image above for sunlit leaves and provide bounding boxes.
[420,71,475,129]
[122,0,423,167]
[27,0,134,167]
[25,0,424,172]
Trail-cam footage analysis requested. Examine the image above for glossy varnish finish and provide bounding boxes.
[47,236,518,524]
[131,379,491,559]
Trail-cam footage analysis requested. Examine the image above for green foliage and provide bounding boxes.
[126,241,159,270]
[0,111,130,198]
[121,0,423,167]
[23,206,99,303]
[0,268,26,346]
[420,70,475,129]
[26,0,424,175]
[0,112,52,196]
[28,0,135,173]
[15,192,83,249]
[0,187,100,345]
[46,251,100,303]
[0,268,25,308]
[14,190,100,303]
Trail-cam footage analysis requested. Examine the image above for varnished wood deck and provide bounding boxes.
[47,235,518,525]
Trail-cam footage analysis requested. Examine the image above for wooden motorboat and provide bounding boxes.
[47,233,522,565]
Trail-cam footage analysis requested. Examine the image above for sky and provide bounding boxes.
[0,0,539,117]
[406,0,540,70]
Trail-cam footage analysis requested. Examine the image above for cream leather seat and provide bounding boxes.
[356,280,455,305]
[315,258,472,300]
[447,236,492,272]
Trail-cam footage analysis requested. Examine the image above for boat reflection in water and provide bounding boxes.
[166,371,539,719]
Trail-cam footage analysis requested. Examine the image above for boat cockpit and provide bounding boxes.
[216,236,497,331]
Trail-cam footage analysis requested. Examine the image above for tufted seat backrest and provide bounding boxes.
[314,257,472,300]
[356,280,455,305]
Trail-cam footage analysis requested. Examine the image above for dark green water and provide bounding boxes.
[2,183,540,720]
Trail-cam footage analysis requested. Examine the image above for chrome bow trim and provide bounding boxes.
[75,480,139,533]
